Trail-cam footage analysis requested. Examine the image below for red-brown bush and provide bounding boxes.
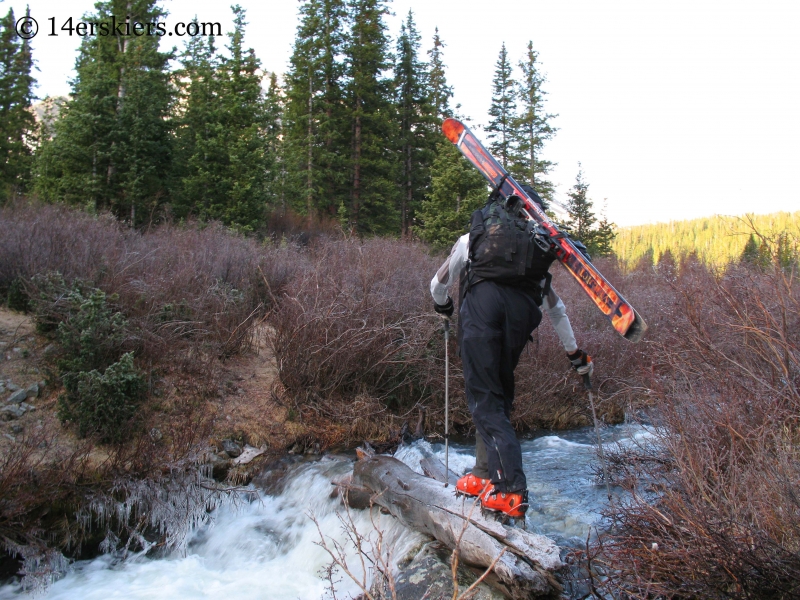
[0,201,300,367]
[268,237,450,442]
[596,258,800,599]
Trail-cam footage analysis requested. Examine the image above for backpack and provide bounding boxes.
[462,199,556,305]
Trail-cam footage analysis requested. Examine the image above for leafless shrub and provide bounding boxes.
[269,237,461,444]
[0,202,302,367]
[596,257,800,598]
[313,494,506,600]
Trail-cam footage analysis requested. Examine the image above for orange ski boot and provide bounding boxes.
[479,486,529,519]
[455,473,491,498]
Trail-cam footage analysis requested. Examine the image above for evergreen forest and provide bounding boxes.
[614,211,800,268]
[1,0,619,249]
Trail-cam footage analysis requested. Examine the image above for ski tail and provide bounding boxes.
[443,118,648,342]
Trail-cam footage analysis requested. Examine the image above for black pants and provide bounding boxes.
[460,281,541,493]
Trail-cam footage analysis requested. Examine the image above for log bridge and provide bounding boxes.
[338,452,563,598]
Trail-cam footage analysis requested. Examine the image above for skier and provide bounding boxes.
[431,185,594,519]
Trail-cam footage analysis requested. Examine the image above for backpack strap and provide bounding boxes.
[462,208,487,300]
[541,272,553,300]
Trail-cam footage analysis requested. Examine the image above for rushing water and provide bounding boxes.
[0,423,650,599]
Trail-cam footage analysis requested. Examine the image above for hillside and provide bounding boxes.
[612,211,800,267]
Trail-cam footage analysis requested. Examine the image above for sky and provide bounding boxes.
[5,0,800,227]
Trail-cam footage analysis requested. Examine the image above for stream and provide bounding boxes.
[0,422,652,599]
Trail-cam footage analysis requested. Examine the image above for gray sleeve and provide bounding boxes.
[541,285,578,354]
[430,234,469,306]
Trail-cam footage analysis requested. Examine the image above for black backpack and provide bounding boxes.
[462,199,556,305]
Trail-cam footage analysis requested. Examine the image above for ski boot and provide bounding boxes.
[455,473,491,498]
[479,486,529,523]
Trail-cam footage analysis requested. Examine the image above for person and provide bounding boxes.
[430,185,593,519]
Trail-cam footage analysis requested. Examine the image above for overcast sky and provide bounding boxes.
[6,0,800,226]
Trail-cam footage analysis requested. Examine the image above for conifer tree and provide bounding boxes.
[394,10,435,237]
[284,0,347,224]
[565,165,596,246]
[0,7,37,202]
[172,33,220,221]
[172,8,271,232]
[485,43,517,169]
[418,140,486,251]
[740,234,761,265]
[264,72,285,214]
[426,28,453,120]
[776,232,797,269]
[35,0,172,226]
[592,203,617,258]
[342,0,397,234]
[511,41,556,200]
[217,6,269,231]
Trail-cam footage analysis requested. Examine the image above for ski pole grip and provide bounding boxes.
[582,373,592,391]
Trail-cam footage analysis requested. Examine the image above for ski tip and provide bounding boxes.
[442,118,465,143]
[623,310,648,343]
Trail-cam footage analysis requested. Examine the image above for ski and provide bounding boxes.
[442,118,647,343]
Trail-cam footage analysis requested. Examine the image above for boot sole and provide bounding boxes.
[480,503,529,522]
[454,489,482,498]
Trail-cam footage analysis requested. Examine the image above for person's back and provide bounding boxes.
[431,190,594,519]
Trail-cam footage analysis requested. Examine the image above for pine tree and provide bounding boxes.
[283,0,348,225]
[426,28,453,120]
[565,165,596,245]
[511,41,556,201]
[217,6,269,231]
[0,7,37,202]
[776,231,797,269]
[264,72,285,214]
[342,0,397,235]
[172,33,220,222]
[485,43,517,169]
[394,10,435,237]
[418,140,486,251]
[592,203,617,258]
[740,234,760,264]
[35,0,172,225]
[172,8,271,232]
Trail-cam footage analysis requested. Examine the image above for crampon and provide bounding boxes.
[480,486,529,523]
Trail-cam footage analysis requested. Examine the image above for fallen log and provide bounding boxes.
[353,455,562,599]
[420,456,460,486]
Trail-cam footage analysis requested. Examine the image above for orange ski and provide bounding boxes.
[443,118,647,342]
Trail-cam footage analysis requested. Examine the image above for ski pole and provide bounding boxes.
[443,317,450,487]
[584,374,612,502]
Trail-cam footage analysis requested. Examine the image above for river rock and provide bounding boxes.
[232,445,266,465]
[221,439,243,458]
[376,542,504,600]
[1,404,25,420]
[6,389,27,404]
[207,452,231,480]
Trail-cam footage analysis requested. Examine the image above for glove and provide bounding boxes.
[567,349,594,377]
[434,296,454,317]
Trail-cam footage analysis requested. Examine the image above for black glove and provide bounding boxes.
[567,349,594,376]
[434,296,454,317]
